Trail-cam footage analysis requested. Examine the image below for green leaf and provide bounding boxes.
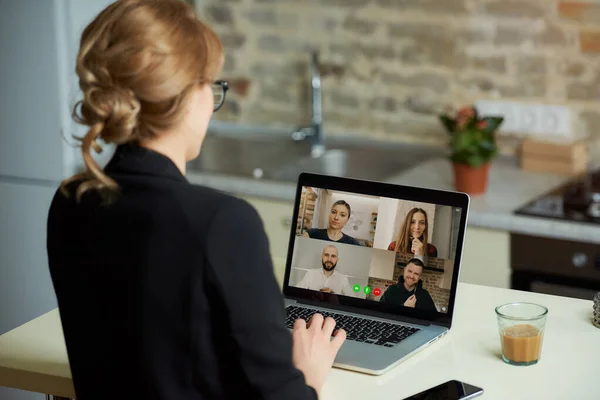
[450,131,470,152]
[439,115,457,134]
[481,116,504,134]
[478,138,496,151]
[450,152,469,164]
[466,117,479,131]
[466,154,485,167]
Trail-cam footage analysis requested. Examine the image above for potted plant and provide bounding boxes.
[439,106,504,195]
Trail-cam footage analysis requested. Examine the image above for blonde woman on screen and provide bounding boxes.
[388,208,438,258]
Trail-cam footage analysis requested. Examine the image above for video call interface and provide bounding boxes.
[288,186,464,314]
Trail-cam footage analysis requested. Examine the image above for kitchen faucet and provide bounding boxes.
[291,50,325,158]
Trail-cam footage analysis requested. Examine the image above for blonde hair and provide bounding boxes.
[394,208,429,255]
[61,0,223,201]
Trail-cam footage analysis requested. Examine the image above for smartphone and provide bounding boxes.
[402,380,483,400]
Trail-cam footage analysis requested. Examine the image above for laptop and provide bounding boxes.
[282,173,470,375]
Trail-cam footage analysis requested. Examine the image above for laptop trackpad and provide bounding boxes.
[334,328,442,374]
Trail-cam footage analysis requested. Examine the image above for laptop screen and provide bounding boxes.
[283,174,469,326]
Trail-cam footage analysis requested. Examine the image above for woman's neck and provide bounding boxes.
[327,227,342,240]
[139,134,188,175]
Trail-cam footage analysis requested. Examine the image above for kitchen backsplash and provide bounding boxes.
[196,0,600,151]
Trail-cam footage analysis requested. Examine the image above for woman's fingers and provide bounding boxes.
[293,318,307,331]
[331,328,347,351]
[308,313,324,330]
[322,317,337,336]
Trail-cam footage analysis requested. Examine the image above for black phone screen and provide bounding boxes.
[402,380,483,400]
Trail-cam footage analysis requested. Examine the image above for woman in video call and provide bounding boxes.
[302,200,361,246]
[388,207,438,258]
[45,1,344,399]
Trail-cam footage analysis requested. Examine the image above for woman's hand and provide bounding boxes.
[292,314,346,396]
[411,237,424,256]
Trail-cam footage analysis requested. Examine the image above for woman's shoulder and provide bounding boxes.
[214,195,261,220]
[427,243,438,254]
[173,186,264,236]
[186,182,235,203]
[388,241,396,251]
[341,233,360,244]
[306,228,325,237]
[177,183,252,218]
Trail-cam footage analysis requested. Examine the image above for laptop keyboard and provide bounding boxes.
[285,305,420,347]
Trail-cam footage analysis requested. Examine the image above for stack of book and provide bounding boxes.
[520,138,589,176]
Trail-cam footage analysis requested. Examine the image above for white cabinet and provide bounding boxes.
[237,195,295,286]
[0,182,60,334]
[459,227,510,289]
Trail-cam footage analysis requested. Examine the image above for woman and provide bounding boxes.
[388,207,438,258]
[302,200,361,246]
[46,1,344,399]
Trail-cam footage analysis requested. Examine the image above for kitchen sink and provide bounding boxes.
[189,132,446,183]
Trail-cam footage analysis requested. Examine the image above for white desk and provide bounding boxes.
[1,283,598,399]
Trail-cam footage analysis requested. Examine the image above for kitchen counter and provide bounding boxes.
[187,156,600,244]
[1,283,597,399]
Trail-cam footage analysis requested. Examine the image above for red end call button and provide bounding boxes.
[373,288,381,297]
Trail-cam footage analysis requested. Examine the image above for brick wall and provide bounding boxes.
[425,258,446,269]
[367,266,450,312]
[197,0,600,150]
[395,252,446,270]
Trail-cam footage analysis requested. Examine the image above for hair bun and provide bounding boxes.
[82,85,141,144]
[62,0,224,202]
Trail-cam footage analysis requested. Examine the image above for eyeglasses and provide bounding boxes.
[212,80,229,112]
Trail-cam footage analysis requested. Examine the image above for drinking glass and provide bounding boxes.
[495,302,548,366]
